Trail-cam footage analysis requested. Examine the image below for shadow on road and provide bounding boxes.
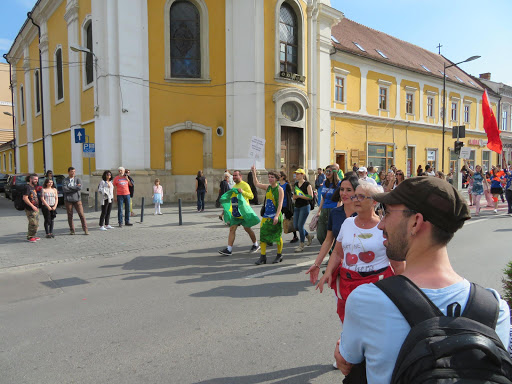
[190,280,311,298]
[192,364,333,384]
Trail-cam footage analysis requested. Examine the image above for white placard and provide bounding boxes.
[427,150,436,161]
[248,136,265,159]
[459,147,471,159]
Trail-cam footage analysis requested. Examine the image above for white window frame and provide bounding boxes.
[20,84,25,124]
[81,15,95,92]
[9,152,13,172]
[426,148,438,172]
[502,110,508,131]
[54,45,65,104]
[334,76,345,103]
[427,96,434,117]
[34,69,41,116]
[482,150,491,173]
[164,0,210,82]
[2,153,5,171]
[333,67,348,105]
[274,0,305,81]
[464,104,470,124]
[450,100,458,122]
[405,92,414,115]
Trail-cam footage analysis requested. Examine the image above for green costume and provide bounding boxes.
[260,185,283,243]
[219,188,260,228]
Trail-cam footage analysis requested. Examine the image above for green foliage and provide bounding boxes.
[502,261,512,311]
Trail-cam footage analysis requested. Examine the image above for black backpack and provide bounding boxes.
[375,275,512,384]
[14,192,26,211]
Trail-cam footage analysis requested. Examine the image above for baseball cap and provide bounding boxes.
[358,167,367,173]
[373,176,470,233]
[294,168,306,174]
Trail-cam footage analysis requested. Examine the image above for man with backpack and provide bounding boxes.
[335,176,511,383]
[22,174,41,243]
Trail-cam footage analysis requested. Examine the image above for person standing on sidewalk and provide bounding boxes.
[40,178,58,238]
[62,167,89,235]
[153,178,163,215]
[125,169,135,217]
[113,167,133,227]
[218,170,260,256]
[22,174,41,243]
[98,170,114,231]
[196,170,207,212]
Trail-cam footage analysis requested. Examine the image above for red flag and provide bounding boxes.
[482,90,502,154]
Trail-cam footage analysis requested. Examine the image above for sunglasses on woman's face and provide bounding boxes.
[325,170,333,174]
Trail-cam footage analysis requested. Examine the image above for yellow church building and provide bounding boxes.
[5,0,499,203]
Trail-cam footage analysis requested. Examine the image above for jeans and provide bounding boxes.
[100,201,112,226]
[197,189,205,211]
[117,195,131,224]
[293,205,310,243]
[506,189,512,214]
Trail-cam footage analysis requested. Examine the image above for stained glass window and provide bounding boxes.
[170,1,201,78]
[279,3,298,74]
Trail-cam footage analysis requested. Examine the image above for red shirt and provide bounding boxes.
[113,176,130,196]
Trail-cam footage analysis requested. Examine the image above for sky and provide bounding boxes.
[0,0,511,86]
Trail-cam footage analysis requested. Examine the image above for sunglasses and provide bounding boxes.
[350,194,373,201]
[325,170,333,174]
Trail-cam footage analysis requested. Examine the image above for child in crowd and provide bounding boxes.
[153,178,163,215]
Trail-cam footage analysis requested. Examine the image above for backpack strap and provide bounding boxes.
[374,275,444,327]
[461,283,499,328]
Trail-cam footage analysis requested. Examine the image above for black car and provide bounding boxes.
[0,173,8,192]
[4,173,30,201]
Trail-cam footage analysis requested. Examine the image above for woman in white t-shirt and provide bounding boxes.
[317,180,405,323]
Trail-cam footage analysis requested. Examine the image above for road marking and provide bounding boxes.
[245,260,313,279]
[464,212,509,226]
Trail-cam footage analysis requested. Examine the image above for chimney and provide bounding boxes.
[479,73,491,80]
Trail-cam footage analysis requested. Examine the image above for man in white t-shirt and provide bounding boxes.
[335,177,511,383]
[357,167,377,185]
[425,164,435,176]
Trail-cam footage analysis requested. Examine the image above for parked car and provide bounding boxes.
[0,173,9,192]
[4,173,30,201]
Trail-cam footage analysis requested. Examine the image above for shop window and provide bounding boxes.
[368,144,394,171]
[407,147,415,177]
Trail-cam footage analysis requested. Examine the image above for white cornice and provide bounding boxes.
[64,0,79,25]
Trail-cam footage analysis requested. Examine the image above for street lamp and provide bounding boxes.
[70,45,99,113]
[441,55,481,172]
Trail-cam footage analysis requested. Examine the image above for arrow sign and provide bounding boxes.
[75,128,85,143]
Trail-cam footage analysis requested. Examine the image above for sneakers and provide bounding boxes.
[99,226,107,231]
[106,225,114,229]
[28,237,37,243]
[290,236,299,243]
[125,223,133,226]
[33,237,41,241]
[306,234,314,246]
[84,230,89,235]
[70,230,75,235]
[294,243,305,253]
[249,245,261,253]
[493,209,498,213]
[46,234,52,238]
[333,361,338,370]
[158,212,163,215]
[218,248,232,256]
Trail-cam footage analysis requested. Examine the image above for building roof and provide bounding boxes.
[331,18,483,92]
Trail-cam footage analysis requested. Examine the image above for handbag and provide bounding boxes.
[283,218,295,234]
[309,213,319,231]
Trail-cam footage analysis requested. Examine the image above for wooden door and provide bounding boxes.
[281,126,303,181]
[336,153,346,173]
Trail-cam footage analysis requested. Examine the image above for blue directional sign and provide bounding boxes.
[75,128,85,143]
[83,143,95,158]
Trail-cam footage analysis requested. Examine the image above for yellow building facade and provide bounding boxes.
[329,19,500,187]
[6,0,498,203]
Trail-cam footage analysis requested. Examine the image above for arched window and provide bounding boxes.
[85,20,94,85]
[169,0,201,78]
[55,47,64,101]
[279,3,298,74]
[20,84,25,123]
[34,69,41,114]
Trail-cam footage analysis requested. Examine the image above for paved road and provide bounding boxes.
[0,194,510,383]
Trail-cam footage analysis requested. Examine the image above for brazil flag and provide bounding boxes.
[294,185,312,199]
[219,189,260,228]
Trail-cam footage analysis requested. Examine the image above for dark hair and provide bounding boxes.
[43,178,54,188]
[279,171,288,182]
[233,170,241,176]
[102,170,112,181]
[344,171,357,179]
[324,165,339,188]
[68,166,75,172]
[401,210,455,246]
[197,170,203,177]
[29,173,37,180]
[425,164,431,171]
[45,170,53,177]
[331,175,359,202]
[268,170,280,180]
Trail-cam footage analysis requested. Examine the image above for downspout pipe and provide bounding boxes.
[2,54,17,172]
[27,11,46,174]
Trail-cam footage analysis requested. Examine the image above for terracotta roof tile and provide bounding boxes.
[331,19,482,92]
